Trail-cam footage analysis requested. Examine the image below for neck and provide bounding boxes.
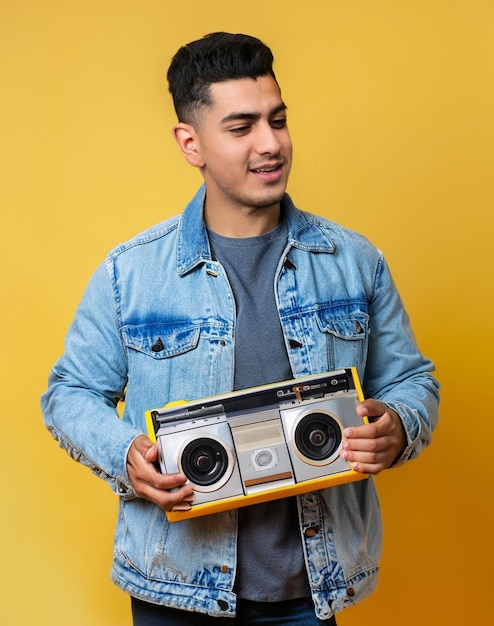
[204,201,281,238]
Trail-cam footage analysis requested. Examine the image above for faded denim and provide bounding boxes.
[42,185,439,620]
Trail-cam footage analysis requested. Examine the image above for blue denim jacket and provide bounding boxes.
[41,185,439,620]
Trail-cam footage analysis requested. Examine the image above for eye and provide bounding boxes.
[228,125,251,135]
[271,117,287,129]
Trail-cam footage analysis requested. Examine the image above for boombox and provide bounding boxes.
[146,367,368,522]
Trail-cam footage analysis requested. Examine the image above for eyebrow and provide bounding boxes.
[220,103,287,125]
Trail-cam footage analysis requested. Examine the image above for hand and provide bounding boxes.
[126,434,194,512]
[340,399,407,475]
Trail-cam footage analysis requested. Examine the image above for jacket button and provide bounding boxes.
[217,599,229,611]
[347,587,355,597]
[221,565,229,573]
[304,525,320,537]
[151,338,164,352]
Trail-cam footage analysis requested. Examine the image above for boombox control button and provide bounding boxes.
[304,525,320,538]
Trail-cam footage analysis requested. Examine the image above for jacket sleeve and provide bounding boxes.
[363,254,440,466]
[41,262,138,498]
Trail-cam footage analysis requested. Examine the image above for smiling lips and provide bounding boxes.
[250,161,285,181]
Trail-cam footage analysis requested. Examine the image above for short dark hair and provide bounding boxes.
[167,32,277,123]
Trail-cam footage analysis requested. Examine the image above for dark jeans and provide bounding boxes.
[131,597,337,625]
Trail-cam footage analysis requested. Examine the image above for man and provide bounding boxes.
[42,32,439,625]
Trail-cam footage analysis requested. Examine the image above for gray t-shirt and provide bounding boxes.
[208,221,311,602]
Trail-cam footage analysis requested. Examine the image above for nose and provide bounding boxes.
[254,122,283,156]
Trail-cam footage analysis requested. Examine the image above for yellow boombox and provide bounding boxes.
[146,367,368,522]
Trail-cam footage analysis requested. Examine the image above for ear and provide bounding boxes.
[172,123,205,168]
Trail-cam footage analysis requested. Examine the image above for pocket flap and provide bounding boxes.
[122,323,200,359]
[316,308,369,340]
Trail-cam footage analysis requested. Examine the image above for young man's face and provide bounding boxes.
[188,74,292,218]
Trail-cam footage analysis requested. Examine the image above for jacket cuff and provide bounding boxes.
[383,401,422,467]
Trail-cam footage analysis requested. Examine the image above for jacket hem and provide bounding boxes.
[110,558,237,618]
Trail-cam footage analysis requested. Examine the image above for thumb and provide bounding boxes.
[356,398,387,420]
[142,441,159,462]
[132,434,158,460]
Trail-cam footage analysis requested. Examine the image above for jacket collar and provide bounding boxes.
[176,184,335,275]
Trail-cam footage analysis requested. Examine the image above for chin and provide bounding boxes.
[251,189,286,209]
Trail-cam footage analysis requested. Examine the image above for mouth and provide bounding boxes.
[250,162,283,174]
[251,164,281,173]
[249,162,286,184]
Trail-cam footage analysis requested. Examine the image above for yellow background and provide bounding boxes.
[1,1,492,624]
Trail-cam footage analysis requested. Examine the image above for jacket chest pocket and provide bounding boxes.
[120,321,234,406]
[122,323,200,359]
[315,308,369,373]
[121,323,203,404]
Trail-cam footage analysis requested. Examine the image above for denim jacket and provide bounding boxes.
[41,185,439,620]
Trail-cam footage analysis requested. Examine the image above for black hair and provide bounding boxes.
[167,32,277,123]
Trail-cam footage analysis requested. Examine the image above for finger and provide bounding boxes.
[131,457,188,491]
[131,468,195,507]
[141,480,195,511]
[134,483,195,512]
[343,420,380,442]
[341,443,389,473]
[349,458,387,475]
[342,433,380,458]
